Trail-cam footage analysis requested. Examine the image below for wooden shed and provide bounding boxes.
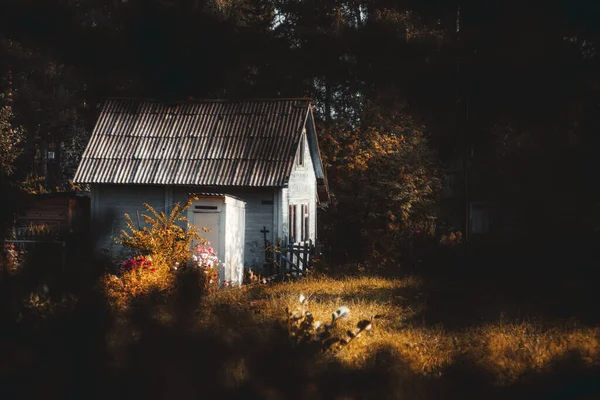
[74,98,330,276]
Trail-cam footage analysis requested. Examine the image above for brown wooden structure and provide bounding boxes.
[266,239,316,277]
[13,191,90,240]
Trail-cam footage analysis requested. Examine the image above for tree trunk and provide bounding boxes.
[325,81,332,123]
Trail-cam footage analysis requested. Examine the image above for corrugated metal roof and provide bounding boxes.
[74,98,312,186]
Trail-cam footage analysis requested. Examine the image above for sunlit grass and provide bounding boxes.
[106,274,600,389]
[469,322,600,384]
[195,274,600,384]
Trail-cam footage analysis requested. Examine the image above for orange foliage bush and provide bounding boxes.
[102,255,174,309]
[319,106,441,265]
[102,201,202,309]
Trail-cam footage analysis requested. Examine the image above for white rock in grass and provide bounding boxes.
[298,293,306,304]
[332,306,350,323]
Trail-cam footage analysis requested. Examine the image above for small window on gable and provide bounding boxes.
[297,131,305,167]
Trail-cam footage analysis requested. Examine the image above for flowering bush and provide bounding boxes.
[120,255,156,273]
[191,244,221,291]
[102,201,202,309]
[103,255,173,309]
[2,242,25,274]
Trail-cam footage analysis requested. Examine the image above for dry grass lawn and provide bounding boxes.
[192,275,600,383]
[103,274,600,399]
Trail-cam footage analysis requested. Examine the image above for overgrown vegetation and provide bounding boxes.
[2,236,599,400]
[0,98,24,177]
[227,276,598,380]
[285,292,380,353]
[320,107,441,267]
[102,201,201,309]
[101,274,597,398]
[118,201,201,267]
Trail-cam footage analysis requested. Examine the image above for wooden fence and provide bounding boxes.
[265,239,316,277]
[4,222,68,270]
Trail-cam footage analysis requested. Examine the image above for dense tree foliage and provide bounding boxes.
[0,98,24,176]
[1,0,599,265]
[320,106,441,264]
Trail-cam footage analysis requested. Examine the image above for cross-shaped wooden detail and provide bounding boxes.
[260,226,270,247]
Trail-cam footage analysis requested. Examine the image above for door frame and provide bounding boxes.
[187,196,226,262]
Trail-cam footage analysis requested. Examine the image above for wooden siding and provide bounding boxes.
[223,196,246,284]
[90,181,329,272]
[282,129,318,244]
[92,184,165,254]
[171,186,274,269]
[186,194,246,285]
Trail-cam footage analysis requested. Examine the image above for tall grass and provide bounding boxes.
[183,275,600,385]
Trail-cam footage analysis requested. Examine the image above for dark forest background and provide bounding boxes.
[1,0,600,271]
[1,3,600,400]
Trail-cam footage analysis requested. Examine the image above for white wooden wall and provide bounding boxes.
[223,196,245,284]
[172,187,275,269]
[91,184,165,255]
[281,130,318,244]
[91,141,318,269]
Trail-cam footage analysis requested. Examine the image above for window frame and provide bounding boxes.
[302,203,310,241]
[297,131,306,167]
[289,204,296,243]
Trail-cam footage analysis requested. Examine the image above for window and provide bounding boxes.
[469,202,496,234]
[47,142,56,161]
[297,132,305,167]
[301,204,310,241]
[289,204,296,243]
[194,205,218,210]
[300,204,305,241]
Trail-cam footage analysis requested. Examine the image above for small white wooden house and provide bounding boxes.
[74,98,329,283]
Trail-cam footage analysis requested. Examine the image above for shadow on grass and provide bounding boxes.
[405,278,600,331]
[1,230,599,399]
[405,236,600,331]
[2,272,599,400]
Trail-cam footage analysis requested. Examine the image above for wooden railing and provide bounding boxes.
[266,239,316,277]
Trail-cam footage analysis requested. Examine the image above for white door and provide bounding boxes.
[193,212,220,254]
